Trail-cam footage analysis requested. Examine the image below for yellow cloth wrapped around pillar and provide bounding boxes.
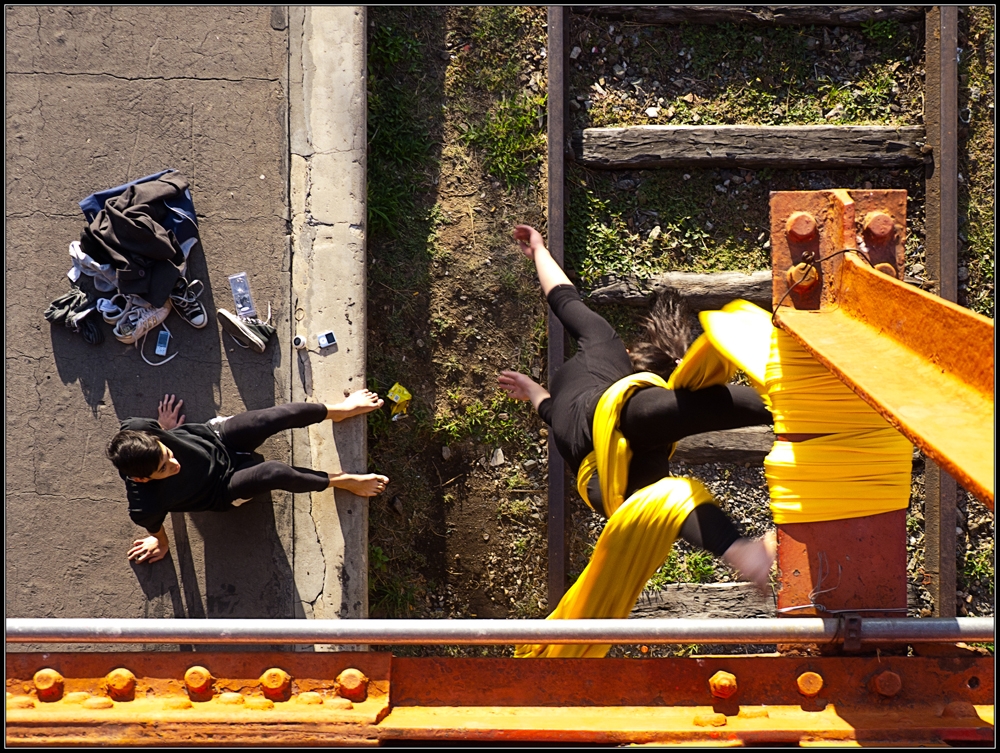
[515,476,715,659]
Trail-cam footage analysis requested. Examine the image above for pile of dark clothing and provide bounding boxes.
[46,169,202,347]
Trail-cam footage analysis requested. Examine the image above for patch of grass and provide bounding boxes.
[461,93,546,189]
[962,540,994,596]
[958,6,995,317]
[861,19,900,42]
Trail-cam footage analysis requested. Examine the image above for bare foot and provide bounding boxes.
[332,473,389,497]
[722,531,776,594]
[327,389,384,421]
[498,370,550,409]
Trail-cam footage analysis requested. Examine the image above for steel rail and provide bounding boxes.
[6,617,993,645]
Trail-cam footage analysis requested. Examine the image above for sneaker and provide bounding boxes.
[217,308,275,354]
[170,278,208,328]
[113,298,172,345]
[97,293,130,324]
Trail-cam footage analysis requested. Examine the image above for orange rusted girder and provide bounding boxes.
[770,189,994,509]
[5,652,994,746]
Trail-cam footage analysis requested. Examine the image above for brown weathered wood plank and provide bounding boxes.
[587,270,772,310]
[673,426,775,466]
[574,126,928,170]
[631,583,774,621]
[575,6,924,27]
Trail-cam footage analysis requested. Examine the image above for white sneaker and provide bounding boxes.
[113,298,172,345]
[97,294,130,324]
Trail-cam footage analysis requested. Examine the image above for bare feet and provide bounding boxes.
[498,370,551,410]
[331,473,389,497]
[327,389,384,421]
[722,531,777,594]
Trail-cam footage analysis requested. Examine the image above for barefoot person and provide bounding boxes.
[500,225,775,657]
[108,392,389,564]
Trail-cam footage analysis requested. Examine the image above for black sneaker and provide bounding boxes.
[171,278,208,328]
[217,308,275,353]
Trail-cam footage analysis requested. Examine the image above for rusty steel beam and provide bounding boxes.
[7,653,994,746]
[546,5,569,605]
[776,255,994,509]
[770,189,994,509]
[923,5,961,618]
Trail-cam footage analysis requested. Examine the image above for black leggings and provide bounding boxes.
[219,403,331,502]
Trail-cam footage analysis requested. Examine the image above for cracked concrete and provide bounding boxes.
[288,7,369,638]
[5,6,299,646]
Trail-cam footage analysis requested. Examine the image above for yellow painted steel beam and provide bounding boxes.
[775,253,994,509]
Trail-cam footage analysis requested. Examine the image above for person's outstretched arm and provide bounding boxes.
[128,526,169,564]
[514,225,573,297]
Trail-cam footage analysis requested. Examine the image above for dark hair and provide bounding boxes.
[107,430,162,478]
[628,287,695,381]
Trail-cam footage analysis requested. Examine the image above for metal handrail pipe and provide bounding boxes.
[5,617,993,645]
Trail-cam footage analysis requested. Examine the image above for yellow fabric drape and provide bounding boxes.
[761,328,912,524]
[515,477,714,658]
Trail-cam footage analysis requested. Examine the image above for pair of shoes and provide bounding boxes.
[722,530,777,594]
[113,297,172,345]
[218,307,276,354]
[170,277,208,328]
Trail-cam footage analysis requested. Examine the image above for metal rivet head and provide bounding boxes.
[863,211,895,240]
[336,668,369,702]
[708,670,738,699]
[873,670,902,697]
[786,211,817,242]
[106,668,136,701]
[797,671,824,697]
[874,262,898,278]
[786,262,819,290]
[259,668,291,700]
[184,666,213,695]
[33,669,64,702]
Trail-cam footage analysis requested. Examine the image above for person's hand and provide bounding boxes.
[128,535,168,564]
[498,370,533,402]
[513,225,545,259]
[157,394,185,429]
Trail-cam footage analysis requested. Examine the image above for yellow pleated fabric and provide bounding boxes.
[514,476,715,659]
[761,328,912,524]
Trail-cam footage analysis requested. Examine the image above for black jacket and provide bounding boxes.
[79,172,193,306]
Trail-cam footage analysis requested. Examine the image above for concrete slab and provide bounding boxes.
[5,6,297,644]
[288,6,369,630]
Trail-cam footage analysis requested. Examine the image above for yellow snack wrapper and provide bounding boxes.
[387,382,412,420]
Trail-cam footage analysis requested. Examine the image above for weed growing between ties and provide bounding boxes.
[366,7,550,649]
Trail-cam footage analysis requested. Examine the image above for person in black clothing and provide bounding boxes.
[498,225,775,587]
[108,392,389,564]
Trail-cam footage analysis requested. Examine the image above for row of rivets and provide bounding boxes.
[704,670,904,700]
[8,666,369,707]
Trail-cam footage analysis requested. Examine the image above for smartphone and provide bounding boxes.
[317,331,337,349]
[227,272,257,318]
[155,329,171,356]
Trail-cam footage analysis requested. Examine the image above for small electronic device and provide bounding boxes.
[293,335,307,350]
[227,272,257,318]
[155,329,171,356]
[317,331,337,349]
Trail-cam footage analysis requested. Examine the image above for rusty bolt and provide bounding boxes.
[786,211,817,242]
[33,668,64,702]
[872,670,902,697]
[184,666,213,695]
[106,668,136,701]
[336,668,369,702]
[797,671,824,697]
[874,262,898,278]
[786,262,819,290]
[259,668,291,701]
[863,211,895,240]
[708,670,738,699]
